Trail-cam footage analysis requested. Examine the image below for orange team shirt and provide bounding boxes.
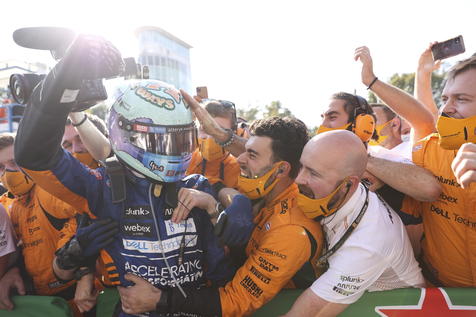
[402,134,476,287]
[9,185,77,295]
[186,149,240,188]
[219,183,324,316]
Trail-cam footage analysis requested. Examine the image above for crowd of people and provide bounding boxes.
[0,33,475,317]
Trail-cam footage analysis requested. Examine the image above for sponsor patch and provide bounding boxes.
[240,275,263,298]
[258,256,279,273]
[165,219,197,236]
[123,206,151,219]
[123,235,197,253]
[122,223,154,237]
[250,266,271,284]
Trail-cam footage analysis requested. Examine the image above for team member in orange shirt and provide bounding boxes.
[186,100,241,190]
[355,45,476,287]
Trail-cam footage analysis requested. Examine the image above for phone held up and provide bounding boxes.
[431,35,465,61]
[196,86,208,100]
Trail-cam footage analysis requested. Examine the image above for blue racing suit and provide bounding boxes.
[14,36,234,317]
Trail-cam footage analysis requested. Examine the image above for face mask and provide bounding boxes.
[1,170,34,196]
[72,152,99,169]
[369,120,392,146]
[297,178,350,219]
[198,137,227,161]
[317,123,352,135]
[237,162,282,200]
[436,114,476,150]
[401,133,410,143]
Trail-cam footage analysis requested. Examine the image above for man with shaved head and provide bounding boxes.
[284,130,424,317]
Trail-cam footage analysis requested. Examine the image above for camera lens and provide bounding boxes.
[9,74,26,104]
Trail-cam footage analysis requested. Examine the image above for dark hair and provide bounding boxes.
[370,103,396,121]
[331,92,374,123]
[0,133,14,151]
[203,100,237,130]
[331,92,378,141]
[447,55,476,81]
[249,116,309,179]
[66,113,108,137]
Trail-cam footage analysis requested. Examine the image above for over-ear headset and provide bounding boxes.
[350,95,376,143]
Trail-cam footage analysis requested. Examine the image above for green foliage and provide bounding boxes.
[387,70,446,108]
[237,106,260,122]
[237,100,295,123]
[263,101,293,118]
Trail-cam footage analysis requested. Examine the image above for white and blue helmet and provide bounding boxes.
[107,80,196,183]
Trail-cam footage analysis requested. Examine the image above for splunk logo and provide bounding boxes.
[435,175,461,188]
[123,206,151,219]
[121,222,154,237]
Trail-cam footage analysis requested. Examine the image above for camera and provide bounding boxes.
[9,27,146,111]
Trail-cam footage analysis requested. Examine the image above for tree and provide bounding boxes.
[237,106,260,122]
[263,101,293,118]
[369,69,446,108]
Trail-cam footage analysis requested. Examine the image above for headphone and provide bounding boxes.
[350,95,376,143]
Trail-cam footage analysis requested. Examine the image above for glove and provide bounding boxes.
[60,34,124,81]
[214,195,254,246]
[55,215,118,270]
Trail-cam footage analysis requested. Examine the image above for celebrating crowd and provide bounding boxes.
[0,33,475,317]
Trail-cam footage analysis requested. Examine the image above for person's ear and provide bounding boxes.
[276,162,291,178]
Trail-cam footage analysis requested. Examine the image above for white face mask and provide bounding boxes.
[401,133,410,143]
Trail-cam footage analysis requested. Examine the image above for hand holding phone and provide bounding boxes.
[431,35,465,61]
[196,86,208,99]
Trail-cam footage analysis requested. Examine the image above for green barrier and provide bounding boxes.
[0,295,72,317]
[4,287,476,316]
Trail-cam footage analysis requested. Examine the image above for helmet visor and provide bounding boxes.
[119,117,197,156]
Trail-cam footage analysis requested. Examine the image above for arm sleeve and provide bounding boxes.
[219,225,312,316]
[310,248,387,304]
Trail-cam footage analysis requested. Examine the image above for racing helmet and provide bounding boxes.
[107,80,197,183]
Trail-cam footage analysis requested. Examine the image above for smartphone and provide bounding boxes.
[431,35,465,61]
[196,86,208,99]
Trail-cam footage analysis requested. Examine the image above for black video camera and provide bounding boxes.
[9,27,144,112]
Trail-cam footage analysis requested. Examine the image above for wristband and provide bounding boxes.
[367,77,378,90]
[72,114,88,127]
[215,129,234,147]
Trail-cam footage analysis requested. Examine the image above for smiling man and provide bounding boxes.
[284,130,424,317]
[124,116,324,316]
[356,46,476,287]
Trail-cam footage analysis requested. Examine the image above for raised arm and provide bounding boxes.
[415,42,441,119]
[69,112,111,162]
[181,90,247,157]
[354,46,436,142]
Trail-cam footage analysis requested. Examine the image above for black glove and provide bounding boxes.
[55,214,118,270]
[59,34,124,81]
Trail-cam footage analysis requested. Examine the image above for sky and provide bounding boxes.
[1,0,475,127]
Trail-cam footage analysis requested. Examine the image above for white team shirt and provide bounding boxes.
[311,184,424,304]
[0,206,16,258]
[389,140,412,160]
